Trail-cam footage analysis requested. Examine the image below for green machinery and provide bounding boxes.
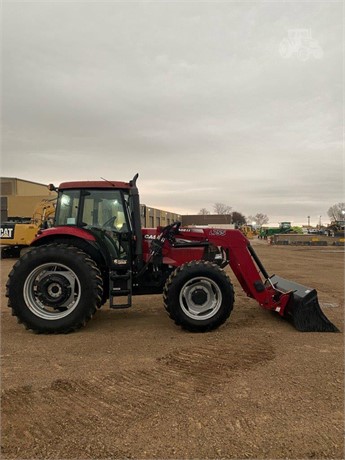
[259,222,302,239]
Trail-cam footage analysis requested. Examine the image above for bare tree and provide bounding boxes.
[247,213,269,226]
[198,208,210,215]
[232,211,246,226]
[327,202,345,221]
[213,202,232,215]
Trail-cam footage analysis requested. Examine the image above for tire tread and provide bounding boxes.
[163,260,234,332]
[6,244,103,334]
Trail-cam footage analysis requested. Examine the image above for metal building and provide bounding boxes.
[181,214,233,227]
[0,177,57,222]
[140,205,182,228]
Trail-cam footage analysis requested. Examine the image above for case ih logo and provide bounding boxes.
[180,228,204,234]
[0,224,15,239]
[144,234,157,240]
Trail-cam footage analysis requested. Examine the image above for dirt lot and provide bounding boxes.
[1,240,344,459]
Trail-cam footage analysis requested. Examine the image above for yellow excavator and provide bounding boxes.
[240,225,256,239]
[0,198,56,258]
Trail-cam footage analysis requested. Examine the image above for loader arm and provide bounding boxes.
[177,228,290,313]
[173,227,338,332]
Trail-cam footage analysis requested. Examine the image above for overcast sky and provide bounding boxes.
[1,1,343,225]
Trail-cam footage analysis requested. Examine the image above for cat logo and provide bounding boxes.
[0,226,14,239]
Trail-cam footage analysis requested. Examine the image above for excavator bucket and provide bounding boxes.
[270,275,339,332]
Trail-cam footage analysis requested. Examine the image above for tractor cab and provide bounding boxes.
[54,182,132,231]
[52,182,134,263]
[56,186,130,231]
[279,222,292,231]
[43,178,145,310]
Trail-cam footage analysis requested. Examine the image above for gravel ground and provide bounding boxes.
[1,240,344,459]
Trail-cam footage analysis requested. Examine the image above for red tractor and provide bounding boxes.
[6,175,338,334]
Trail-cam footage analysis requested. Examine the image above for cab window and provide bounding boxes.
[55,190,80,225]
[81,190,128,231]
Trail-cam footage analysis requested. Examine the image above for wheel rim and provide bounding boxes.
[23,263,81,320]
[179,276,222,320]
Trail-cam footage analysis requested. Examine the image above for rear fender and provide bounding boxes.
[33,226,96,244]
[31,227,110,268]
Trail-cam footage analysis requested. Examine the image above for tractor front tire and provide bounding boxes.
[6,244,103,334]
[163,261,234,332]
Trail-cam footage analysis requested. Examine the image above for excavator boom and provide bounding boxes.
[0,199,56,258]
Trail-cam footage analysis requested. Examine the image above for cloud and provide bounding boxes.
[1,1,342,225]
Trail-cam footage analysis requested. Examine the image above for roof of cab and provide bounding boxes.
[58,181,131,190]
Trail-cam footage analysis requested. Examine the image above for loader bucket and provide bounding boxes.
[270,275,339,332]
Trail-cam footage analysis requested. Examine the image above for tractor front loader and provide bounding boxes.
[6,175,338,334]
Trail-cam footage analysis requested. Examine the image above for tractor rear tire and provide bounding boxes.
[163,261,234,332]
[6,244,103,333]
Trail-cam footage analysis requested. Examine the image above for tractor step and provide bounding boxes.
[110,273,131,280]
[109,268,132,309]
